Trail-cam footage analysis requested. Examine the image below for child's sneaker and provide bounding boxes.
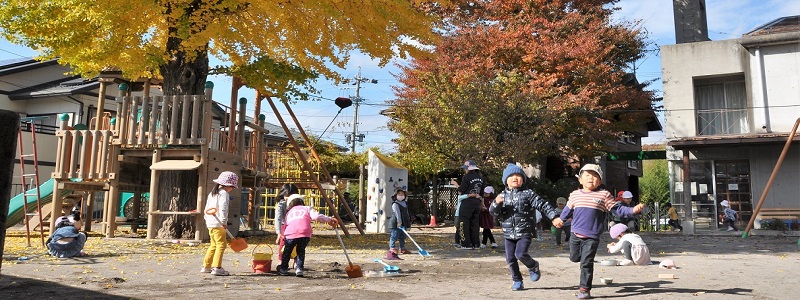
[577,288,591,299]
[618,259,634,266]
[211,267,230,276]
[277,266,289,276]
[400,249,412,254]
[200,267,212,273]
[295,267,304,277]
[529,261,541,282]
[511,281,524,291]
[386,250,402,260]
[479,244,487,249]
[490,243,498,249]
[727,227,735,232]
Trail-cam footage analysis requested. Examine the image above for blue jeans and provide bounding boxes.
[504,237,536,282]
[389,228,406,250]
[569,233,600,290]
[281,237,310,270]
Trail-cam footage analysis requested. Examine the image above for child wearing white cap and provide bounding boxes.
[479,186,497,249]
[561,164,644,299]
[610,191,637,230]
[720,200,739,232]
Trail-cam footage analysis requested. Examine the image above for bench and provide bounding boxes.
[756,208,800,230]
[758,208,800,220]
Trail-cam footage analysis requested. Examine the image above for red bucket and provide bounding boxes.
[251,244,273,273]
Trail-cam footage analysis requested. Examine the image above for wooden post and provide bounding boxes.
[94,80,110,130]
[229,76,243,153]
[50,114,71,234]
[84,192,93,232]
[105,142,121,238]
[265,97,352,236]
[195,82,214,241]
[281,100,364,234]
[146,149,161,239]
[237,97,247,156]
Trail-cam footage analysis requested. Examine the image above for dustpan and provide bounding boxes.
[205,208,248,252]
[334,227,362,278]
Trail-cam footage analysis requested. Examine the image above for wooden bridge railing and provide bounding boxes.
[114,85,213,148]
[52,119,115,181]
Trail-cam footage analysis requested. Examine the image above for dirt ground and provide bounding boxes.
[1,225,798,299]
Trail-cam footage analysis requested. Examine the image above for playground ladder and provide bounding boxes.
[18,117,47,247]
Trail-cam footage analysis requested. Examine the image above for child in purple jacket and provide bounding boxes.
[560,164,644,299]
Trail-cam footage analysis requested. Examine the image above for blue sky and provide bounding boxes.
[3,0,799,150]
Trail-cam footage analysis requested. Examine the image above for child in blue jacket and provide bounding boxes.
[490,164,563,291]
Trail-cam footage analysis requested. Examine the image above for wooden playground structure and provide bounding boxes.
[32,76,361,242]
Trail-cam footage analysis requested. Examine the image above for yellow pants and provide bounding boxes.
[203,228,227,268]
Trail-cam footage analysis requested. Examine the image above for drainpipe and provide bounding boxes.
[752,47,771,133]
[67,96,85,124]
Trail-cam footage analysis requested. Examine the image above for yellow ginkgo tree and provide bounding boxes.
[0,0,443,98]
[0,0,448,239]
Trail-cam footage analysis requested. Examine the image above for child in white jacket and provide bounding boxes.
[607,224,651,266]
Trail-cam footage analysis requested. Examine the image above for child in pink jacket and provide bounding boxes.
[277,194,338,277]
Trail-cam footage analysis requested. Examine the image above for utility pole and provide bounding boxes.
[347,67,375,153]
[344,66,377,225]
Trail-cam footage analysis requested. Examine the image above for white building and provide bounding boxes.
[662,11,800,231]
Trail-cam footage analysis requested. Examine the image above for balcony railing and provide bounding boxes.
[697,108,749,136]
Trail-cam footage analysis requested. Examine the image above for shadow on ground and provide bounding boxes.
[0,274,131,299]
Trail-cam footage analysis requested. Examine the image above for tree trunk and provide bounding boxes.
[156,170,199,239]
[155,38,209,239]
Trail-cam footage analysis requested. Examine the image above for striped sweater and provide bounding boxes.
[560,188,636,239]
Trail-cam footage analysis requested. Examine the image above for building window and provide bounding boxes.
[695,77,748,136]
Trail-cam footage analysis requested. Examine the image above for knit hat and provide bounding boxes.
[609,223,628,239]
[556,197,567,205]
[461,160,480,170]
[213,171,239,187]
[484,186,494,194]
[502,164,526,185]
[579,164,603,180]
[720,200,729,207]
[622,191,633,198]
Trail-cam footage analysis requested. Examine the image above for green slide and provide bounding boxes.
[119,192,149,217]
[5,178,72,229]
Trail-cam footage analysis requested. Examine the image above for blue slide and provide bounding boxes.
[5,178,72,229]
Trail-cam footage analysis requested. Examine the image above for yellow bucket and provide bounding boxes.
[252,244,273,261]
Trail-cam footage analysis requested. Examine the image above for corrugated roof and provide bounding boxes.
[744,15,800,36]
